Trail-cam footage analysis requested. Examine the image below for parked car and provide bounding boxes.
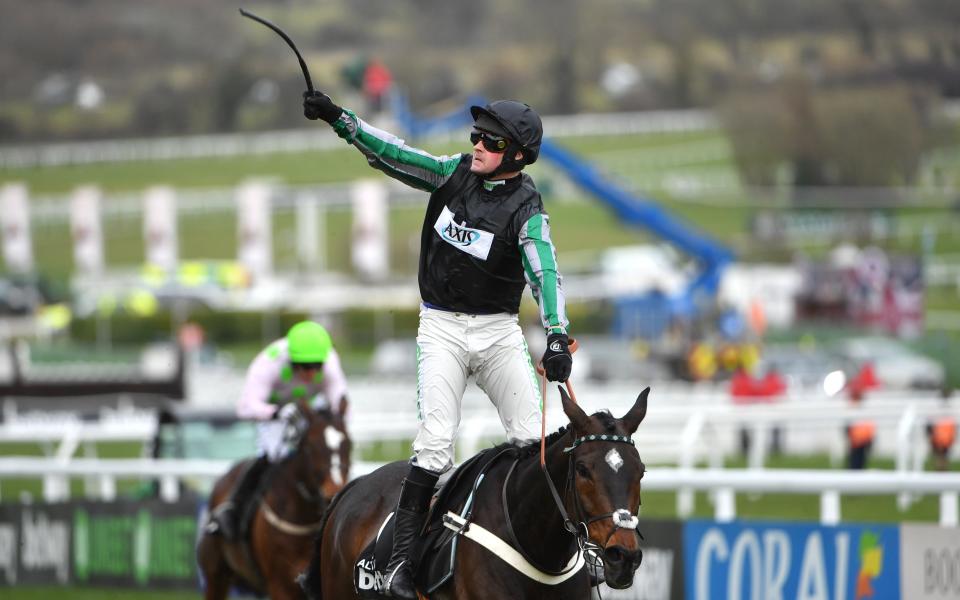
[834,337,945,390]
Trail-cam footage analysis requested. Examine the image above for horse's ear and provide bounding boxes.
[558,385,590,431]
[620,387,649,434]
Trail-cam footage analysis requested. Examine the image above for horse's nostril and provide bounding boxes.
[605,546,626,564]
[605,546,643,569]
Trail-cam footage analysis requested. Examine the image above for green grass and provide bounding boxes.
[360,441,958,524]
[639,453,960,523]
[5,432,954,524]
[0,441,150,501]
[2,587,201,599]
[4,129,958,275]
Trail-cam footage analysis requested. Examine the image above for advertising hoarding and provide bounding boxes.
[684,519,900,600]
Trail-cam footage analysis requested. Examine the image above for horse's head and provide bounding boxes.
[289,399,346,501]
[559,385,648,590]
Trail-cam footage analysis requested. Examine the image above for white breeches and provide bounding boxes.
[412,306,542,474]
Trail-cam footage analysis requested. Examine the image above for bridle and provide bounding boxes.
[499,346,643,577]
[501,431,642,578]
[271,405,333,512]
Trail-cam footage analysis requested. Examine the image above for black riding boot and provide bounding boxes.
[383,465,439,599]
[215,455,270,542]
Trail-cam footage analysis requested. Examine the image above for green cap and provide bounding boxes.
[287,321,332,364]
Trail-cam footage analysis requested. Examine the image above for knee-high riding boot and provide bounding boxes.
[383,465,439,599]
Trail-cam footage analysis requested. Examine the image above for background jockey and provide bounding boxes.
[304,91,572,599]
[213,320,349,541]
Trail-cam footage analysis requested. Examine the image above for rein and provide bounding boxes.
[529,343,642,565]
[262,405,330,535]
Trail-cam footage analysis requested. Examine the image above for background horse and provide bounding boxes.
[302,386,648,600]
[198,401,348,600]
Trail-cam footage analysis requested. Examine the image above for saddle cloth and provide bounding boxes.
[353,447,511,598]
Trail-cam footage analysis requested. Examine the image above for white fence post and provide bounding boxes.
[896,404,917,511]
[296,193,320,271]
[820,490,841,525]
[748,420,768,470]
[98,475,116,501]
[677,411,706,518]
[44,425,80,502]
[715,488,736,522]
[160,476,180,503]
[940,492,958,527]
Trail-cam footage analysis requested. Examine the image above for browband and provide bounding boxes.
[563,434,634,454]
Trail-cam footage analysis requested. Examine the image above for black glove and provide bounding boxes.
[303,90,343,124]
[542,333,572,382]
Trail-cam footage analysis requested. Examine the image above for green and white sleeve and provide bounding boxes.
[332,109,462,192]
[519,213,569,335]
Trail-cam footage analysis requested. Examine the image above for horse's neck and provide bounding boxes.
[506,439,578,571]
[268,452,322,515]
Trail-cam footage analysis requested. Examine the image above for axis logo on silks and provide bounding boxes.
[433,206,494,260]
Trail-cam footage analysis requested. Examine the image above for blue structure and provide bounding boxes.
[391,94,734,338]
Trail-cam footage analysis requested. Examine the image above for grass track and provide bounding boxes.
[2,587,201,599]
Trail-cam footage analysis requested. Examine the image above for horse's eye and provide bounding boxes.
[575,462,593,480]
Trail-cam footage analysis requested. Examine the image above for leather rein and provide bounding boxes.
[261,405,332,535]
[497,346,642,576]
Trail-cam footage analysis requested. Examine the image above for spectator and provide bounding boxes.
[927,391,956,472]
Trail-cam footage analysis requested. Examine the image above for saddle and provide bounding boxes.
[354,447,513,598]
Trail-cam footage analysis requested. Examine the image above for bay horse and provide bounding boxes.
[198,400,350,599]
[302,386,648,600]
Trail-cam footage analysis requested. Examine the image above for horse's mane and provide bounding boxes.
[489,410,618,460]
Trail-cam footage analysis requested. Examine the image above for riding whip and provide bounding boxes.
[239,8,315,92]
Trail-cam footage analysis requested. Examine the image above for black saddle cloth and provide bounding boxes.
[353,447,513,598]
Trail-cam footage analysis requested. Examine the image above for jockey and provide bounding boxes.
[215,320,349,541]
[304,93,572,598]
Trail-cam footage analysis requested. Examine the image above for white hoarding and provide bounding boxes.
[0,183,34,273]
[236,181,273,281]
[70,185,104,275]
[143,186,178,270]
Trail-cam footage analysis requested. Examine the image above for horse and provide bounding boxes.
[301,385,648,600]
[198,400,349,600]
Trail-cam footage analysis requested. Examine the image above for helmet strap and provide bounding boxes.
[486,142,526,179]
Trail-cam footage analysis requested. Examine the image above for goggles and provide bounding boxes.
[470,129,509,153]
[292,362,324,371]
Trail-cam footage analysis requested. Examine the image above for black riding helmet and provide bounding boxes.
[470,101,543,175]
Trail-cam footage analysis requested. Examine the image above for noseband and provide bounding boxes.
[503,433,642,577]
[560,434,642,543]
[564,434,642,546]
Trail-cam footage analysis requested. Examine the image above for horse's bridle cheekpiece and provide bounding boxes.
[560,433,642,540]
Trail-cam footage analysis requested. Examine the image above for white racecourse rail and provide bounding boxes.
[0,457,958,527]
[0,381,957,523]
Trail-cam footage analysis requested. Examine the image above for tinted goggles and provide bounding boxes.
[292,362,324,371]
[470,129,509,153]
